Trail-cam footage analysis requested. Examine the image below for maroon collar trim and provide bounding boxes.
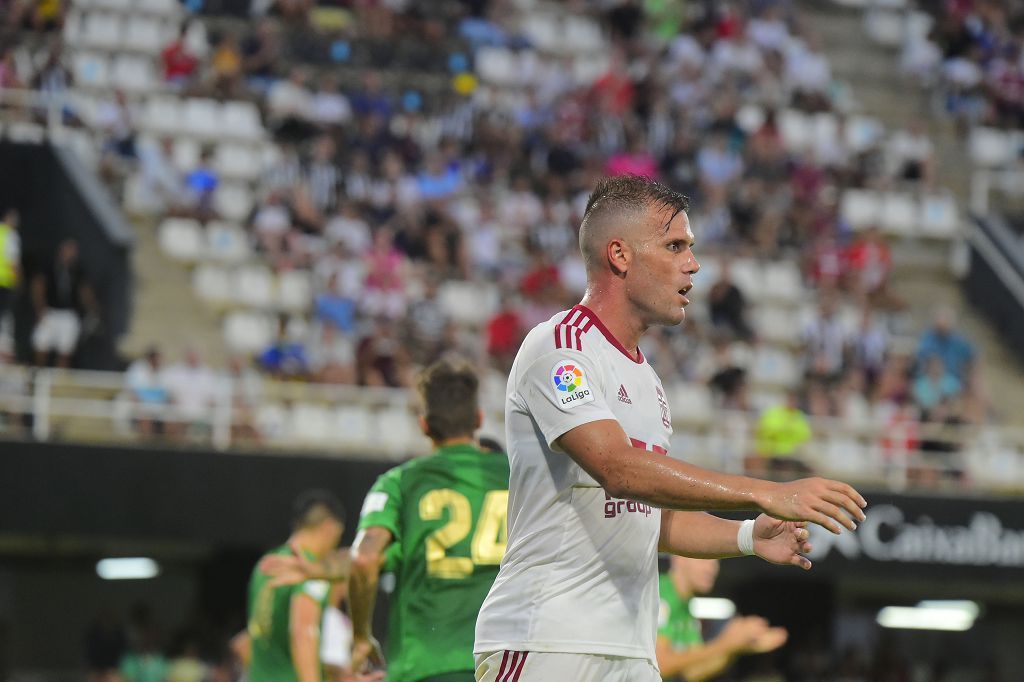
[572,304,645,364]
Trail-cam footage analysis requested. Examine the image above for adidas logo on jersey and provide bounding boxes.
[617,384,632,404]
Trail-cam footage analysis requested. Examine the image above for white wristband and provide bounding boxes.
[737,519,756,556]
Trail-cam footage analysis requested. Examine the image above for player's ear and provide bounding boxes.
[607,237,631,277]
[476,409,483,430]
[418,415,431,438]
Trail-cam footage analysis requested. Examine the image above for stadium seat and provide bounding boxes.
[521,14,559,52]
[233,265,275,309]
[93,0,132,11]
[918,193,958,238]
[374,409,422,456]
[840,189,881,230]
[438,281,499,326]
[813,113,839,154]
[475,48,519,86]
[122,15,166,54]
[564,16,603,53]
[664,382,714,427]
[845,115,884,152]
[137,0,184,19]
[80,12,123,51]
[214,143,263,182]
[750,346,800,387]
[289,403,333,444]
[752,307,800,346]
[110,55,157,94]
[214,184,255,223]
[172,138,201,173]
[220,101,265,142]
[735,105,765,134]
[879,192,917,237]
[779,109,813,153]
[332,405,373,448]
[864,9,905,47]
[5,122,46,143]
[158,218,203,262]
[223,311,274,353]
[122,171,161,216]
[255,402,288,441]
[142,95,181,136]
[278,270,313,312]
[763,262,805,304]
[183,98,221,139]
[968,127,1015,168]
[727,259,759,299]
[72,52,110,89]
[193,264,232,304]
[205,222,251,263]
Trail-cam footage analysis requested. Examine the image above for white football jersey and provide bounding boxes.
[475,305,673,663]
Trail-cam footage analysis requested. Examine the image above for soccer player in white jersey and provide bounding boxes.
[474,175,867,681]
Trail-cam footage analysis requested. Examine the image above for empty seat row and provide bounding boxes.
[72,52,160,94]
[840,189,959,238]
[520,14,605,54]
[691,256,807,306]
[968,127,1024,169]
[437,281,500,327]
[71,0,183,18]
[198,266,313,313]
[775,109,885,155]
[141,97,265,143]
[64,11,194,54]
[159,218,252,263]
[222,311,315,354]
[256,402,427,455]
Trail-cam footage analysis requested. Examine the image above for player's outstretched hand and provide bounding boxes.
[746,625,788,654]
[752,515,814,570]
[762,477,867,534]
[352,634,385,674]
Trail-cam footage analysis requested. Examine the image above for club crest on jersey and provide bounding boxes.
[551,361,594,409]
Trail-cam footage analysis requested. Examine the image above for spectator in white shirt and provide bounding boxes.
[786,36,832,110]
[310,76,352,128]
[163,348,222,434]
[124,346,171,437]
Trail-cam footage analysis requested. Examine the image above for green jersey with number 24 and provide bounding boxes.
[358,444,510,682]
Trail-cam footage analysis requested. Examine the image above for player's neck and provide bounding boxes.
[578,291,645,358]
[433,436,476,450]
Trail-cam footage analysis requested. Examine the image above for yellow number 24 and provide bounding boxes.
[419,489,508,579]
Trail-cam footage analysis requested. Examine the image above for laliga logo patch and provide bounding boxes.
[551,361,594,409]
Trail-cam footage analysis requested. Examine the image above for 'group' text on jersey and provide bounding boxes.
[475,305,673,664]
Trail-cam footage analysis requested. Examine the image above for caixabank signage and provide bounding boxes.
[805,493,1024,581]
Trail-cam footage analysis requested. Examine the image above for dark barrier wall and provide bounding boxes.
[965,214,1024,359]
[0,439,392,548]
[0,140,132,369]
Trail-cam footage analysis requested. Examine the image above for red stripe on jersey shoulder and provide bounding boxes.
[554,308,591,352]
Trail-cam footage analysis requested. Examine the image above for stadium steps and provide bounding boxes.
[804,2,1024,424]
[119,217,228,365]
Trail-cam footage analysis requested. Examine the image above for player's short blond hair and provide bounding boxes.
[417,358,479,442]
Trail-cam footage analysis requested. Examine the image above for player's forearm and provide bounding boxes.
[602,446,772,512]
[317,549,351,581]
[659,511,743,558]
[349,560,380,639]
[292,635,321,682]
[656,638,733,679]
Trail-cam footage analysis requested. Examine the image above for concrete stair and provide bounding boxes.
[119,217,228,367]
[803,1,1024,422]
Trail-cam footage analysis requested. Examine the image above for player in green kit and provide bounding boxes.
[247,490,346,682]
[657,556,787,681]
[260,359,510,682]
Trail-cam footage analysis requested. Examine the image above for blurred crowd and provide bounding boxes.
[902,0,1024,133]
[0,0,994,472]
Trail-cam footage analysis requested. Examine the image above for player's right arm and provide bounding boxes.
[557,419,864,533]
[517,347,865,532]
[349,468,403,670]
[291,588,325,682]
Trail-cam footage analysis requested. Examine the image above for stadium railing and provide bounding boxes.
[2,364,1023,494]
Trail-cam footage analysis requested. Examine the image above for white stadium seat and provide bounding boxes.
[215,184,255,223]
[81,13,123,50]
[255,402,288,441]
[438,281,500,326]
[750,346,800,387]
[193,264,232,304]
[233,265,275,309]
[223,311,274,353]
[183,98,221,138]
[374,409,422,456]
[110,55,157,94]
[763,262,805,304]
[172,138,201,173]
[841,189,881,230]
[879,192,917,237]
[332,406,373,448]
[158,217,203,262]
[72,52,109,89]
[278,270,312,312]
[919,194,958,238]
[137,0,185,19]
[214,143,263,182]
[205,222,251,263]
[753,307,801,345]
[142,96,181,136]
[220,101,265,142]
[779,109,813,153]
[289,403,332,444]
[968,127,1015,168]
[664,382,713,427]
[123,15,166,54]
